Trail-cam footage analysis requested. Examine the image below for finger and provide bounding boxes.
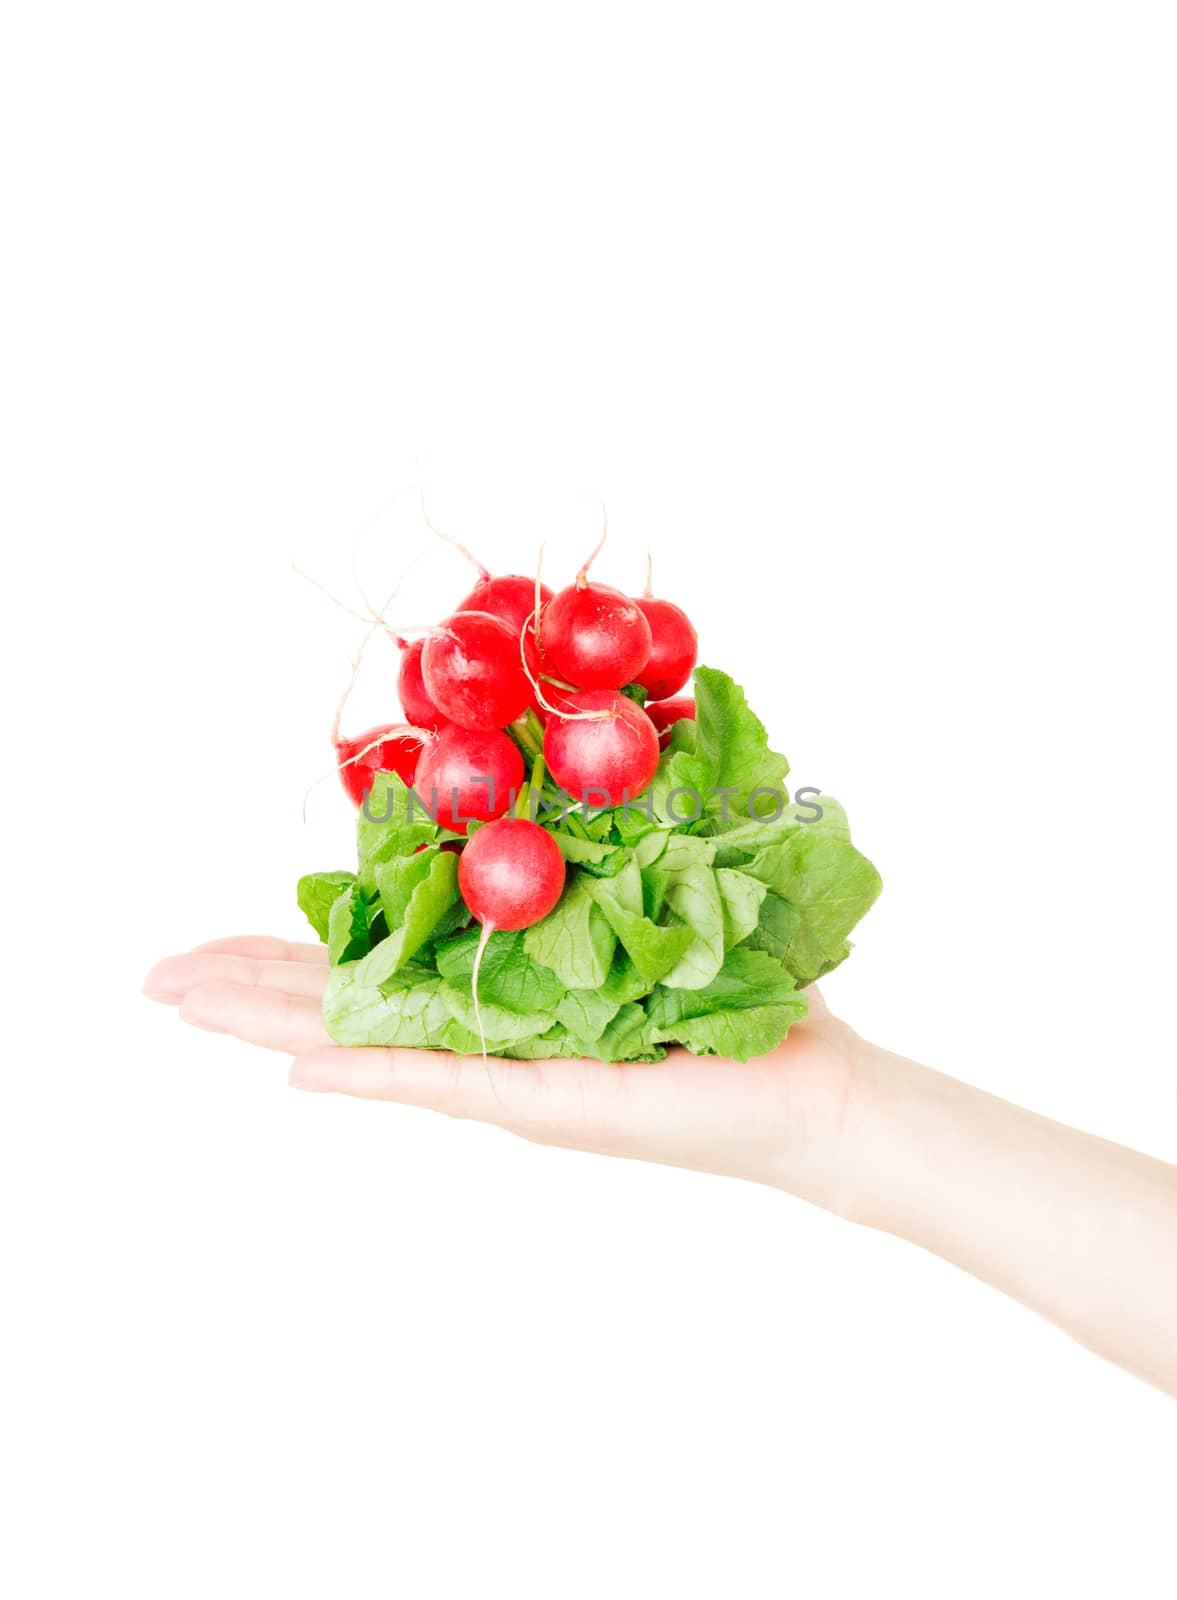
[288,1046,620,1144]
[180,982,331,1054]
[190,935,329,965]
[144,952,329,1005]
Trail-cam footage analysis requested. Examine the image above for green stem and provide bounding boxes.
[508,710,592,837]
[514,754,547,820]
[508,707,546,765]
[562,809,591,839]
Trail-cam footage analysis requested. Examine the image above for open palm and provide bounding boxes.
[145,935,873,1202]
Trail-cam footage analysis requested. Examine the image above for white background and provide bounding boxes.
[3,3,1175,1596]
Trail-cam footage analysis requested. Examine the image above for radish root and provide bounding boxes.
[291,562,375,625]
[302,724,433,823]
[517,618,610,722]
[533,541,547,653]
[470,919,503,1104]
[419,481,490,581]
[330,621,383,745]
[574,497,608,589]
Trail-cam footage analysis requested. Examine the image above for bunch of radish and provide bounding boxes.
[333,542,699,944]
[300,530,881,1067]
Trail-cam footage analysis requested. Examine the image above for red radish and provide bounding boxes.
[457,574,555,635]
[422,611,532,731]
[457,816,567,1074]
[541,582,652,690]
[335,725,425,808]
[544,689,660,807]
[413,724,524,833]
[646,695,697,748]
[397,637,447,730]
[458,817,566,931]
[633,596,698,701]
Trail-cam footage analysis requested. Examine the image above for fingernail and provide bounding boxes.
[290,1078,334,1094]
[143,989,180,1005]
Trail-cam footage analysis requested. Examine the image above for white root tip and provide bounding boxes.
[533,541,547,653]
[575,498,608,588]
[419,482,490,581]
[330,620,382,745]
[291,561,375,625]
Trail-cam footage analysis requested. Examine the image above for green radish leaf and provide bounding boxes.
[522,874,616,989]
[693,665,790,822]
[357,771,440,893]
[375,850,436,926]
[546,829,628,877]
[546,830,617,864]
[741,828,882,986]
[649,744,714,829]
[633,829,671,870]
[611,806,660,846]
[583,864,696,987]
[592,857,643,917]
[435,928,566,1014]
[642,833,718,921]
[327,882,373,965]
[421,896,475,948]
[553,988,621,1042]
[667,715,698,754]
[571,1002,666,1063]
[709,796,849,865]
[659,869,726,990]
[552,808,616,842]
[297,871,356,943]
[353,851,459,986]
[647,949,808,1061]
[740,891,849,979]
[600,949,651,1006]
[323,966,456,1048]
[715,867,768,949]
[437,983,553,1046]
[489,1027,577,1059]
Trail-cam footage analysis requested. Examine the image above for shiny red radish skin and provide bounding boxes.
[412,724,524,834]
[422,611,533,731]
[458,818,566,931]
[646,695,696,748]
[543,689,661,808]
[397,638,448,731]
[633,596,698,702]
[540,583,653,691]
[457,575,555,635]
[335,725,424,808]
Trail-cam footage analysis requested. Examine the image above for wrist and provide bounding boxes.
[820,1038,954,1235]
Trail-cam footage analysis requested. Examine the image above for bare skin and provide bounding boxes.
[145,936,1177,1398]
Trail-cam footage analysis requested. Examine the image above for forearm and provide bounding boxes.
[845,1045,1177,1397]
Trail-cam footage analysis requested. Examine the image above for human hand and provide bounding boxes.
[144,934,1177,1394]
[143,934,878,1214]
